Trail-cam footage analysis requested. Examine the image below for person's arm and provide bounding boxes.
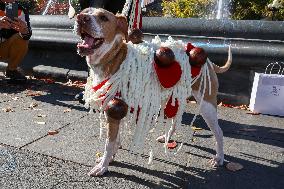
[12,4,31,40]
[19,6,32,40]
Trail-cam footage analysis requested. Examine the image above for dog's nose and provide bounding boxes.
[77,14,91,23]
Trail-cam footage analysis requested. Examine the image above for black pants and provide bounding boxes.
[79,0,125,14]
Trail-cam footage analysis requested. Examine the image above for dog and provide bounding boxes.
[75,8,232,176]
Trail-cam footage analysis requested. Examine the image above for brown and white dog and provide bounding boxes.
[75,8,232,176]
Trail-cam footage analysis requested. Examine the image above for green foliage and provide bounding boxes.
[161,0,284,20]
[231,0,284,20]
[19,0,81,15]
[162,0,214,18]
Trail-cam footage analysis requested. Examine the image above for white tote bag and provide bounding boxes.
[249,62,284,116]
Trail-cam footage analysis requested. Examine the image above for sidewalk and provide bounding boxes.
[0,75,283,189]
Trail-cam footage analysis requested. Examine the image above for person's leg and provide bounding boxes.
[105,0,125,14]
[79,0,109,10]
[0,34,28,82]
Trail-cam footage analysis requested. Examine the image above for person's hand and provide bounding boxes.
[10,18,29,34]
[0,16,12,29]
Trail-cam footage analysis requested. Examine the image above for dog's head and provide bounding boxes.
[75,8,128,65]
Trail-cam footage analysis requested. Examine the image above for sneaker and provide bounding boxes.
[5,69,27,84]
[75,91,85,104]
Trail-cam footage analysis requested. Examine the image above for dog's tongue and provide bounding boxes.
[77,36,94,49]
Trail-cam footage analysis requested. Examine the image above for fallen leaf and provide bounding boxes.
[2,107,14,112]
[63,109,72,113]
[12,97,20,101]
[35,121,46,125]
[246,112,260,115]
[63,80,85,88]
[96,152,102,158]
[226,162,243,172]
[29,102,38,108]
[191,138,197,142]
[218,102,249,110]
[149,128,155,133]
[175,134,182,138]
[73,80,85,87]
[37,114,47,118]
[48,130,59,135]
[191,126,203,131]
[41,78,55,84]
[26,91,43,97]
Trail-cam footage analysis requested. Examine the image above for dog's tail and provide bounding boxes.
[212,46,232,73]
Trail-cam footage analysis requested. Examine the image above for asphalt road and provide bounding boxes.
[0,76,283,189]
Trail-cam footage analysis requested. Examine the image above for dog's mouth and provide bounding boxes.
[77,31,104,56]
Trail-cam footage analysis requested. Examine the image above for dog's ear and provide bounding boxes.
[116,14,128,40]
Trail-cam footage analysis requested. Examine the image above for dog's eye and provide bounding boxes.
[99,15,109,22]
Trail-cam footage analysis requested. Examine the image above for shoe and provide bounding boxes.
[5,69,27,84]
[75,91,85,104]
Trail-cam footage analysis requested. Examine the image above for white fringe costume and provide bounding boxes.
[84,36,207,154]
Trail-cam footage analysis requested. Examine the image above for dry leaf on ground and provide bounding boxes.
[149,128,155,133]
[29,102,38,109]
[12,97,20,101]
[63,80,85,88]
[218,102,249,111]
[48,130,59,135]
[40,78,55,84]
[226,162,244,172]
[246,112,260,115]
[35,121,46,125]
[37,114,47,118]
[63,109,72,113]
[96,152,102,158]
[2,107,14,112]
[191,126,203,131]
[26,91,43,97]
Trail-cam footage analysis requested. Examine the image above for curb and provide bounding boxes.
[0,62,88,82]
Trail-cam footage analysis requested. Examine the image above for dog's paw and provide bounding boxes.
[156,135,166,143]
[208,155,224,167]
[88,164,108,176]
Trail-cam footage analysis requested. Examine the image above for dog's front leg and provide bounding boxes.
[88,117,120,176]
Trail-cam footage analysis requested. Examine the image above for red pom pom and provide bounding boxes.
[188,47,208,67]
[154,47,176,67]
[186,43,195,53]
[105,98,128,120]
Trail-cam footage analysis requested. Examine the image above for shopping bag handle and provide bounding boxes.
[265,62,283,75]
[281,62,284,75]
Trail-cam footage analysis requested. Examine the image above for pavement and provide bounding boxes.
[0,72,283,189]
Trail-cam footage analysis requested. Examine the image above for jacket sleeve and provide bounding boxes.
[19,4,32,40]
